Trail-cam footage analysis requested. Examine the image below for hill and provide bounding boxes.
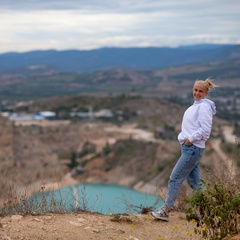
[0,55,239,104]
[0,45,239,240]
[0,95,239,239]
[0,96,186,197]
[0,94,234,201]
[0,44,239,73]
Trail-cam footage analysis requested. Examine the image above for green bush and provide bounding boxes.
[186,180,240,240]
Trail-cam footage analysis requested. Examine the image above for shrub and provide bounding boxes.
[186,179,240,240]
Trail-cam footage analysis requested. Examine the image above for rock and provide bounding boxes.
[77,217,85,223]
[69,221,83,227]
[84,226,100,233]
[11,215,23,221]
[92,228,100,233]
[127,236,139,240]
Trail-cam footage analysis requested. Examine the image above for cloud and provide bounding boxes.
[0,0,239,53]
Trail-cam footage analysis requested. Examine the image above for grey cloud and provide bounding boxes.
[0,0,239,53]
[1,0,239,26]
[1,0,239,13]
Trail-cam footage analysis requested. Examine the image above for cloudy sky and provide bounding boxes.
[0,0,240,53]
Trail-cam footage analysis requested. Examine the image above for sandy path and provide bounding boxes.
[210,139,237,179]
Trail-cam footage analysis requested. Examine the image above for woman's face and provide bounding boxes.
[193,83,207,101]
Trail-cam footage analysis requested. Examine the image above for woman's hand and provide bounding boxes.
[185,139,192,146]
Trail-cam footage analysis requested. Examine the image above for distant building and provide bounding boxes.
[33,111,57,120]
[1,111,57,121]
[70,112,92,118]
[70,109,114,119]
[94,109,114,118]
[8,113,34,121]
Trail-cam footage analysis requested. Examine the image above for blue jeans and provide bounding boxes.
[165,143,204,209]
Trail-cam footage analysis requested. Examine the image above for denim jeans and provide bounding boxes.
[165,143,204,209]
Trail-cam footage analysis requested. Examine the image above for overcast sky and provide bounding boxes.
[0,0,240,53]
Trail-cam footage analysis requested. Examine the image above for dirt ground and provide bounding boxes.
[1,211,240,240]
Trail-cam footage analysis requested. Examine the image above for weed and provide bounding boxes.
[185,138,240,239]
[185,179,240,240]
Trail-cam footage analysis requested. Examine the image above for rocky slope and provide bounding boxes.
[0,96,236,208]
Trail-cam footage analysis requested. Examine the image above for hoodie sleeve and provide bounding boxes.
[188,102,214,143]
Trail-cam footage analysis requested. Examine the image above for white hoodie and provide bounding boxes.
[178,99,217,148]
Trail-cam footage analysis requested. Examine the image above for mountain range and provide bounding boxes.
[0,44,240,73]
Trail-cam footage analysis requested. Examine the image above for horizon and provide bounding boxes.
[0,43,238,55]
[0,0,240,54]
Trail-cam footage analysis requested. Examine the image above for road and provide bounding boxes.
[210,125,238,179]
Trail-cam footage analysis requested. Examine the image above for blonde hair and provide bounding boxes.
[195,78,218,94]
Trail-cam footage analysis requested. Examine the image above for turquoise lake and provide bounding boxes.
[28,183,164,214]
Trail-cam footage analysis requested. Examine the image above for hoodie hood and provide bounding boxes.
[194,98,217,115]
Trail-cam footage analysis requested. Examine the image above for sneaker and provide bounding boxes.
[151,207,169,221]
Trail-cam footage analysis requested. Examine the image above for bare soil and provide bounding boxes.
[1,211,240,240]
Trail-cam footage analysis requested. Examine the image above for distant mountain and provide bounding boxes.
[0,55,239,103]
[0,44,239,73]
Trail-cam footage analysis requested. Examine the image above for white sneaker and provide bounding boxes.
[151,207,169,221]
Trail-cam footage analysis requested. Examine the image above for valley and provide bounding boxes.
[0,45,239,213]
[0,94,238,209]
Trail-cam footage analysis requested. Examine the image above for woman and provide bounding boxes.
[151,78,218,221]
